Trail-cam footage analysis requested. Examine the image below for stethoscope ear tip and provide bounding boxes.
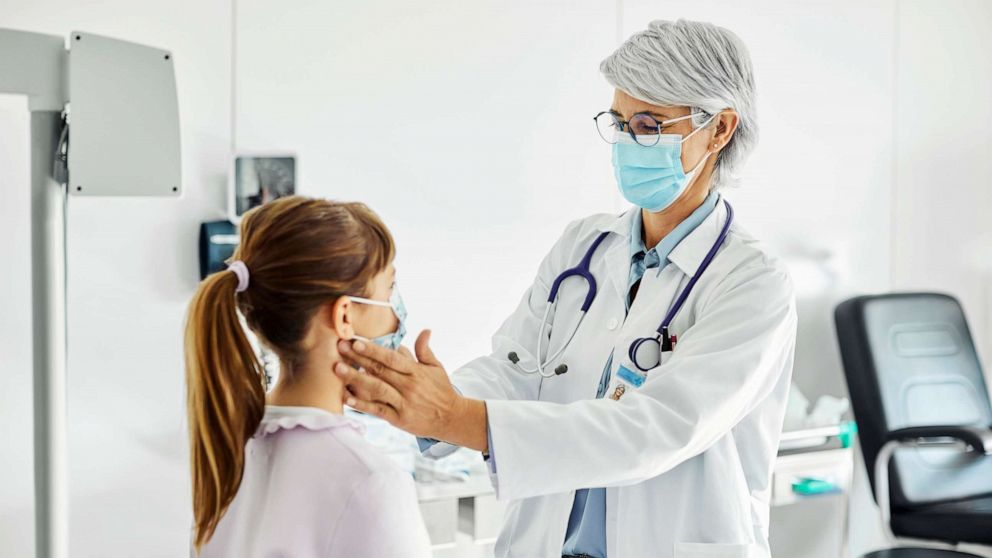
[507,351,520,364]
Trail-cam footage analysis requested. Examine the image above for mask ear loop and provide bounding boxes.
[679,111,721,179]
[679,111,720,144]
[348,295,391,308]
[347,296,397,348]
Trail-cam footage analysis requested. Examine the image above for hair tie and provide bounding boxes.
[227,260,250,293]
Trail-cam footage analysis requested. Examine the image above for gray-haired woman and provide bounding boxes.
[336,19,796,558]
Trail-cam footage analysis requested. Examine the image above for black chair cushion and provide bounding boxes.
[865,549,982,558]
[892,495,992,545]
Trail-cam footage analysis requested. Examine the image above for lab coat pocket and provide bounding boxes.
[660,349,674,366]
[674,541,754,558]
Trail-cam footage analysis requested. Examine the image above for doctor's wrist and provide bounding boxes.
[438,396,488,453]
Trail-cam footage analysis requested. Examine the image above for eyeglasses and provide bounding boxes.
[593,110,707,146]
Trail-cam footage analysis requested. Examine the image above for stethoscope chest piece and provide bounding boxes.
[629,335,661,372]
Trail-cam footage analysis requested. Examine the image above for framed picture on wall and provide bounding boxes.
[228,153,297,224]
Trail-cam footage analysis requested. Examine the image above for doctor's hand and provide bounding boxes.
[335,330,489,453]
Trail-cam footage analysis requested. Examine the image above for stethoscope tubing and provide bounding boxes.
[513,303,589,377]
[512,200,734,376]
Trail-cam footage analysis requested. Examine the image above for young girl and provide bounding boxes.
[184,196,431,557]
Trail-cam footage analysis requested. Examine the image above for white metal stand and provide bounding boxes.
[2,27,182,558]
[31,110,69,558]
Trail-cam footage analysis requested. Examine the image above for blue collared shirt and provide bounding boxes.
[562,192,718,558]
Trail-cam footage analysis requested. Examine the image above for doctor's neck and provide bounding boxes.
[640,169,714,249]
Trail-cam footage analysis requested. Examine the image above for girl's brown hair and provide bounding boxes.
[184,196,394,550]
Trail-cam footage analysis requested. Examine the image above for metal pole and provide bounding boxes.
[31,110,68,558]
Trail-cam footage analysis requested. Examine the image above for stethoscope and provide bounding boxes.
[508,200,734,377]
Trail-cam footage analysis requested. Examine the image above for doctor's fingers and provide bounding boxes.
[338,339,415,376]
[334,362,405,410]
[344,356,411,392]
[347,396,399,424]
[397,345,415,361]
[414,330,443,368]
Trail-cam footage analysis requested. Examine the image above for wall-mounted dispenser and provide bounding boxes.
[198,220,238,280]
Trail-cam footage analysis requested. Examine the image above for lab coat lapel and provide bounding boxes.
[596,208,637,302]
[667,195,729,279]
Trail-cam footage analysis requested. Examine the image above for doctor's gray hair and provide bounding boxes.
[600,19,757,189]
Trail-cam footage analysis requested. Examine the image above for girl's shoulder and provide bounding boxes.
[254,405,406,479]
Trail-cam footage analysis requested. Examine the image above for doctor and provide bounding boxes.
[335,19,797,558]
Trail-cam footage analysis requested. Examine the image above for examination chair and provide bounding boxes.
[835,293,992,557]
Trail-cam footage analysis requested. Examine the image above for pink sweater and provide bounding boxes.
[197,406,432,557]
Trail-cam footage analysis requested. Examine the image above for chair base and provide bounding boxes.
[864,548,983,558]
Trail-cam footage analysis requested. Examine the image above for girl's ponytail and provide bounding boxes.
[185,269,265,550]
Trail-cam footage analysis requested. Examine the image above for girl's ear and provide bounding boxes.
[330,297,355,340]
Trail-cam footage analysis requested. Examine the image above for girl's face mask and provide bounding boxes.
[348,287,408,350]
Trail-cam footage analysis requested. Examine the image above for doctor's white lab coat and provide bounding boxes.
[447,198,797,558]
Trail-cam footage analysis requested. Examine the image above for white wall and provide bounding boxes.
[892,0,992,368]
[2,0,991,556]
[234,0,622,371]
[0,0,231,555]
[0,92,36,558]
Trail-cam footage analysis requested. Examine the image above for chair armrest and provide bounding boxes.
[872,424,992,543]
[886,425,992,455]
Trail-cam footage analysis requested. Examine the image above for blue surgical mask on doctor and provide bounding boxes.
[611,112,718,213]
[349,287,408,350]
